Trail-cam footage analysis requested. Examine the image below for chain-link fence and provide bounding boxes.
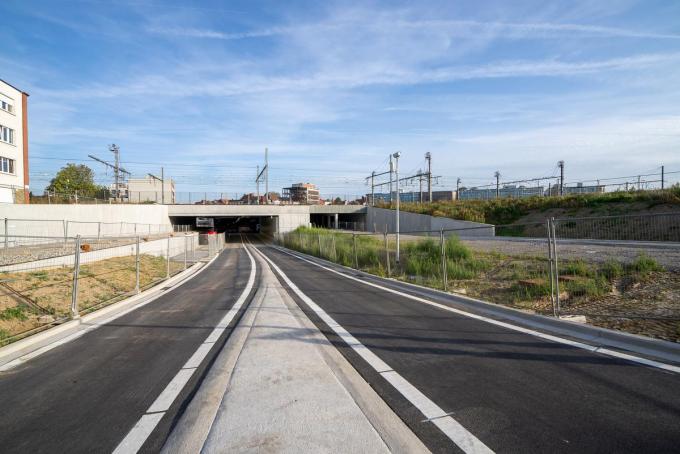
[276,212,680,343]
[0,231,226,346]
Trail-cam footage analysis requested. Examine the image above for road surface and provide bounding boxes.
[1,238,679,453]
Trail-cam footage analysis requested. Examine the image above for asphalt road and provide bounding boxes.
[0,245,257,454]
[258,244,680,454]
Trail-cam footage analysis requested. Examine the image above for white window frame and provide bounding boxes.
[0,125,14,145]
[0,100,12,114]
[0,156,15,175]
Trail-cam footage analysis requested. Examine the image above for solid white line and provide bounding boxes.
[249,243,493,454]
[113,240,257,454]
[113,413,165,454]
[272,246,680,375]
[147,369,196,414]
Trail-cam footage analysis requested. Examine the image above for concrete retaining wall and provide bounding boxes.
[366,207,494,237]
[0,205,172,237]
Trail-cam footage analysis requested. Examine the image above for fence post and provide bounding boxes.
[384,231,390,277]
[63,220,68,244]
[353,233,358,269]
[440,229,447,291]
[135,236,141,294]
[547,219,556,317]
[3,218,7,248]
[184,235,188,269]
[166,236,171,278]
[70,235,82,318]
[551,218,561,317]
[331,234,337,262]
[97,222,101,240]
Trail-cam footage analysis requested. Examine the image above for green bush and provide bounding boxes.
[561,259,592,277]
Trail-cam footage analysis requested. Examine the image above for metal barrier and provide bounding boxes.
[0,230,227,346]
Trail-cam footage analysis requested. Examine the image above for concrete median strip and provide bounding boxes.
[250,243,493,454]
[113,241,257,454]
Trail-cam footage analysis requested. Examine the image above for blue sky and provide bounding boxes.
[2,0,680,198]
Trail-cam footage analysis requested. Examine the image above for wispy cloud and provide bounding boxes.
[146,18,680,41]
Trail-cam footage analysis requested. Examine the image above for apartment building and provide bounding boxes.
[282,182,320,204]
[0,79,29,203]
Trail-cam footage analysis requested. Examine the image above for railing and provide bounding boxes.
[275,212,680,343]
[0,231,226,346]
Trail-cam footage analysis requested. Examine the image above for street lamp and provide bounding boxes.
[393,152,401,263]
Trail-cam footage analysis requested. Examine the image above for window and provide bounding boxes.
[0,156,14,174]
[0,100,12,113]
[0,125,13,144]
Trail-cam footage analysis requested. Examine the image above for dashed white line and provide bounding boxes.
[113,240,257,454]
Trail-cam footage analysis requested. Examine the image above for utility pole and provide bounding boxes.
[419,170,423,203]
[637,175,641,191]
[256,165,260,204]
[389,155,394,206]
[256,150,268,204]
[147,170,165,204]
[88,145,130,202]
[456,177,461,200]
[371,171,375,206]
[661,165,665,190]
[112,144,120,201]
[425,152,432,203]
[495,171,500,199]
[393,152,401,263]
[558,160,565,196]
[265,147,269,204]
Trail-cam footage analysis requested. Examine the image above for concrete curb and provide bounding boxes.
[0,258,213,369]
[271,245,680,366]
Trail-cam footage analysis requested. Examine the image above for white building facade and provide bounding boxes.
[126,176,175,204]
[0,79,29,204]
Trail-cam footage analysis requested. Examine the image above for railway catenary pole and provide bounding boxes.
[426,152,432,203]
[393,152,401,263]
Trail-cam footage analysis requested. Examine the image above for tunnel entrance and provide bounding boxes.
[171,215,278,234]
[310,213,366,231]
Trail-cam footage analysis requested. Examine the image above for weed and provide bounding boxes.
[0,305,29,321]
[561,259,592,277]
[627,254,663,275]
[600,260,624,279]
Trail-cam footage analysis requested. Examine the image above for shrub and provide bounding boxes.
[562,259,592,277]
[627,254,663,275]
[600,260,624,279]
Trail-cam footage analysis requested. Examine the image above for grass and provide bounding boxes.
[377,186,680,225]
[283,229,666,308]
[0,305,29,321]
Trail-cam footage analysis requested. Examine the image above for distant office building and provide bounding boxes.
[0,79,29,204]
[459,185,545,200]
[283,183,320,204]
[368,190,456,204]
[560,183,606,195]
[126,176,175,203]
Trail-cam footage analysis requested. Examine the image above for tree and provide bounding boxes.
[333,197,343,205]
[46,163,107,197]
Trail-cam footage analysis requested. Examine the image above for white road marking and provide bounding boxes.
[249,243,494,454]
[113,413,165,454]
[272,246,680,375]
[113,239,257,454]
